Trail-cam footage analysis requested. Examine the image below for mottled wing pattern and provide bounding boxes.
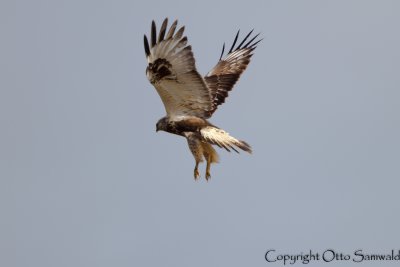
[144,18,212,119]
[204,30,261,116]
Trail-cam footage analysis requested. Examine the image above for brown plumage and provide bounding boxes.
[145,18,260,180]
[205,30,261,115]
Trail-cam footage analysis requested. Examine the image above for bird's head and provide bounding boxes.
[156,117,168,132]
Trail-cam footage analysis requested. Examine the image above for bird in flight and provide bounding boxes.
[144,18,261,180]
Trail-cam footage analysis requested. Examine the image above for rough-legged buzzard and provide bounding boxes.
[144,18,260,180]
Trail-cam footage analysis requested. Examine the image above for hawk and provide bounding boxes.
[144,18,260,180]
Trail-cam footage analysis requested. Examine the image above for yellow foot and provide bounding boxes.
[205,171,211,181]
[194,168,200,180]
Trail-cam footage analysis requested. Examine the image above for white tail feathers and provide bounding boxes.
[200,126,252,153]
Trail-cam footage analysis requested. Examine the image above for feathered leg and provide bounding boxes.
[206,154,211,180]
[185,133,203,180]
[201,142,219,181]
[203,151,211,180]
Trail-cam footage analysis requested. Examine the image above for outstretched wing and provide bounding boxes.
[144,18,212,119]
[204,30,261,115]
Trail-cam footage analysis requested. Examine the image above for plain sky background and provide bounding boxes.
[1,0,399,266]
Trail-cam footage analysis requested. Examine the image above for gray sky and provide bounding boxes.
[1,0,399,266]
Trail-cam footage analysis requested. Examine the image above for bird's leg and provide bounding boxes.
[205,154,212,181]
[194,161,200,180]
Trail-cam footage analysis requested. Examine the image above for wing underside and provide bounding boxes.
[144,19,212,118]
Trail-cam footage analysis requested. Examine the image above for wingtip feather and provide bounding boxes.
[175,26,185,39]
[144,34,150,57]
[244,32,260,48]
[237,29,254,49]
[158,18,168,43]
[228,30,240,54]
[151,20,157,47]
[219,43,225,60]
[166,20,178,39]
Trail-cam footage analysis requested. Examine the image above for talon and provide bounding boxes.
[205,154,211,181]
[194,168,200,180]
